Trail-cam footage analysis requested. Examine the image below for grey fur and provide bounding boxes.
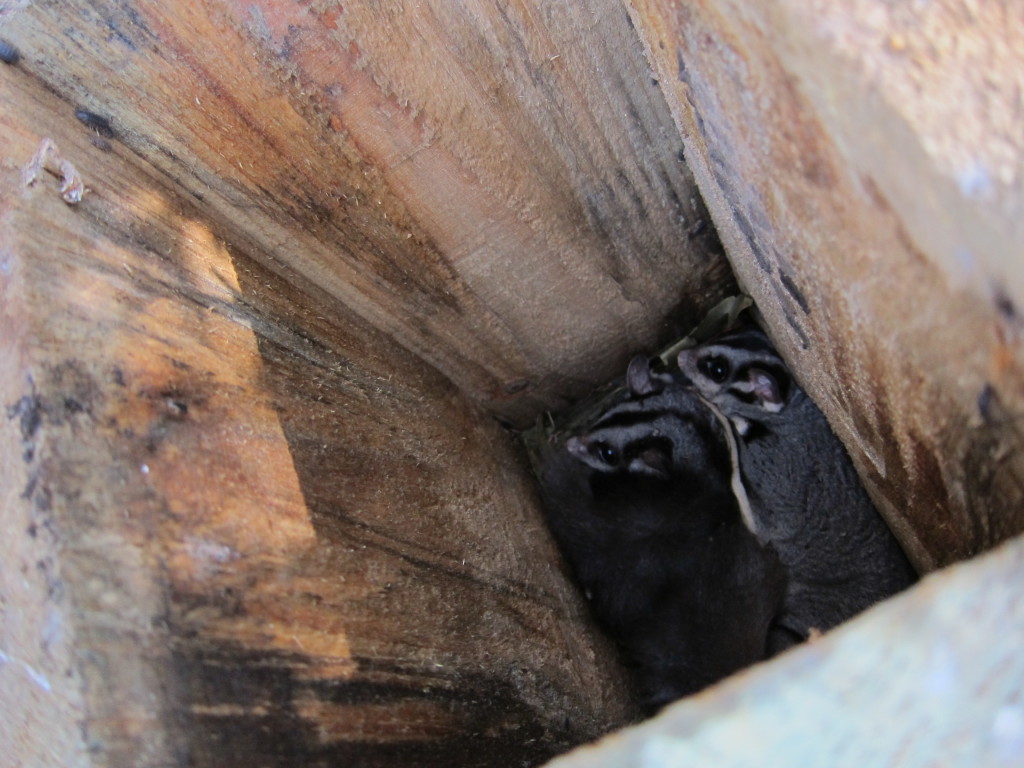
[678,326,917,638]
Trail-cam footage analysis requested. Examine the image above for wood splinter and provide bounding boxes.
[22,137,86,204]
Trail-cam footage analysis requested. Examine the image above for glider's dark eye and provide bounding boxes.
[595,443,619,465]
[699,355,731,383]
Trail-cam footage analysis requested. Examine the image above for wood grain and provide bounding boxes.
[549,535,1024,767]
[627,0,1024,571]
[0,56,637,767]
[3,0,733,426]
[5,0,1020,765]
[0,3,740,763]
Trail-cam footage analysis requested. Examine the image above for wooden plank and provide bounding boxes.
[627,0,1024,571]
[0,215,92,763]
[0,53,637,767]
[2,0,734,426]
[9,1,1018,764]
[546,534,1024,767]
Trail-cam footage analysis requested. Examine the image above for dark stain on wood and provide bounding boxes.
[730,202,773,273]
[992,284,1023,330]
[779,270,811,315]
[7,393,43,461]
[0,39,21,64]
[977,383,997,424]
[778,302,810,349]
[172,640,567,768]
[74,109,115,138]
[676,46,689,83]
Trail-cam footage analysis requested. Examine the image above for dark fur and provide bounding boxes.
[678,326,917,637]
[538,365,787,712]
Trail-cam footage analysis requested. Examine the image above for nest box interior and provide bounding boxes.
[2,2,1022,767]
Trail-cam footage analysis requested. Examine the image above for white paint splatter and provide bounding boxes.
[0,648,52,692]
[958,160,994,199]
[186,537,237,564]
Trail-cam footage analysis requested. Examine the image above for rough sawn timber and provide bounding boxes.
[3,0,733,427]
[548,534,1024,768]
[0,2,727,763]
[3,0,1024,767]
[628,0,1024,572]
